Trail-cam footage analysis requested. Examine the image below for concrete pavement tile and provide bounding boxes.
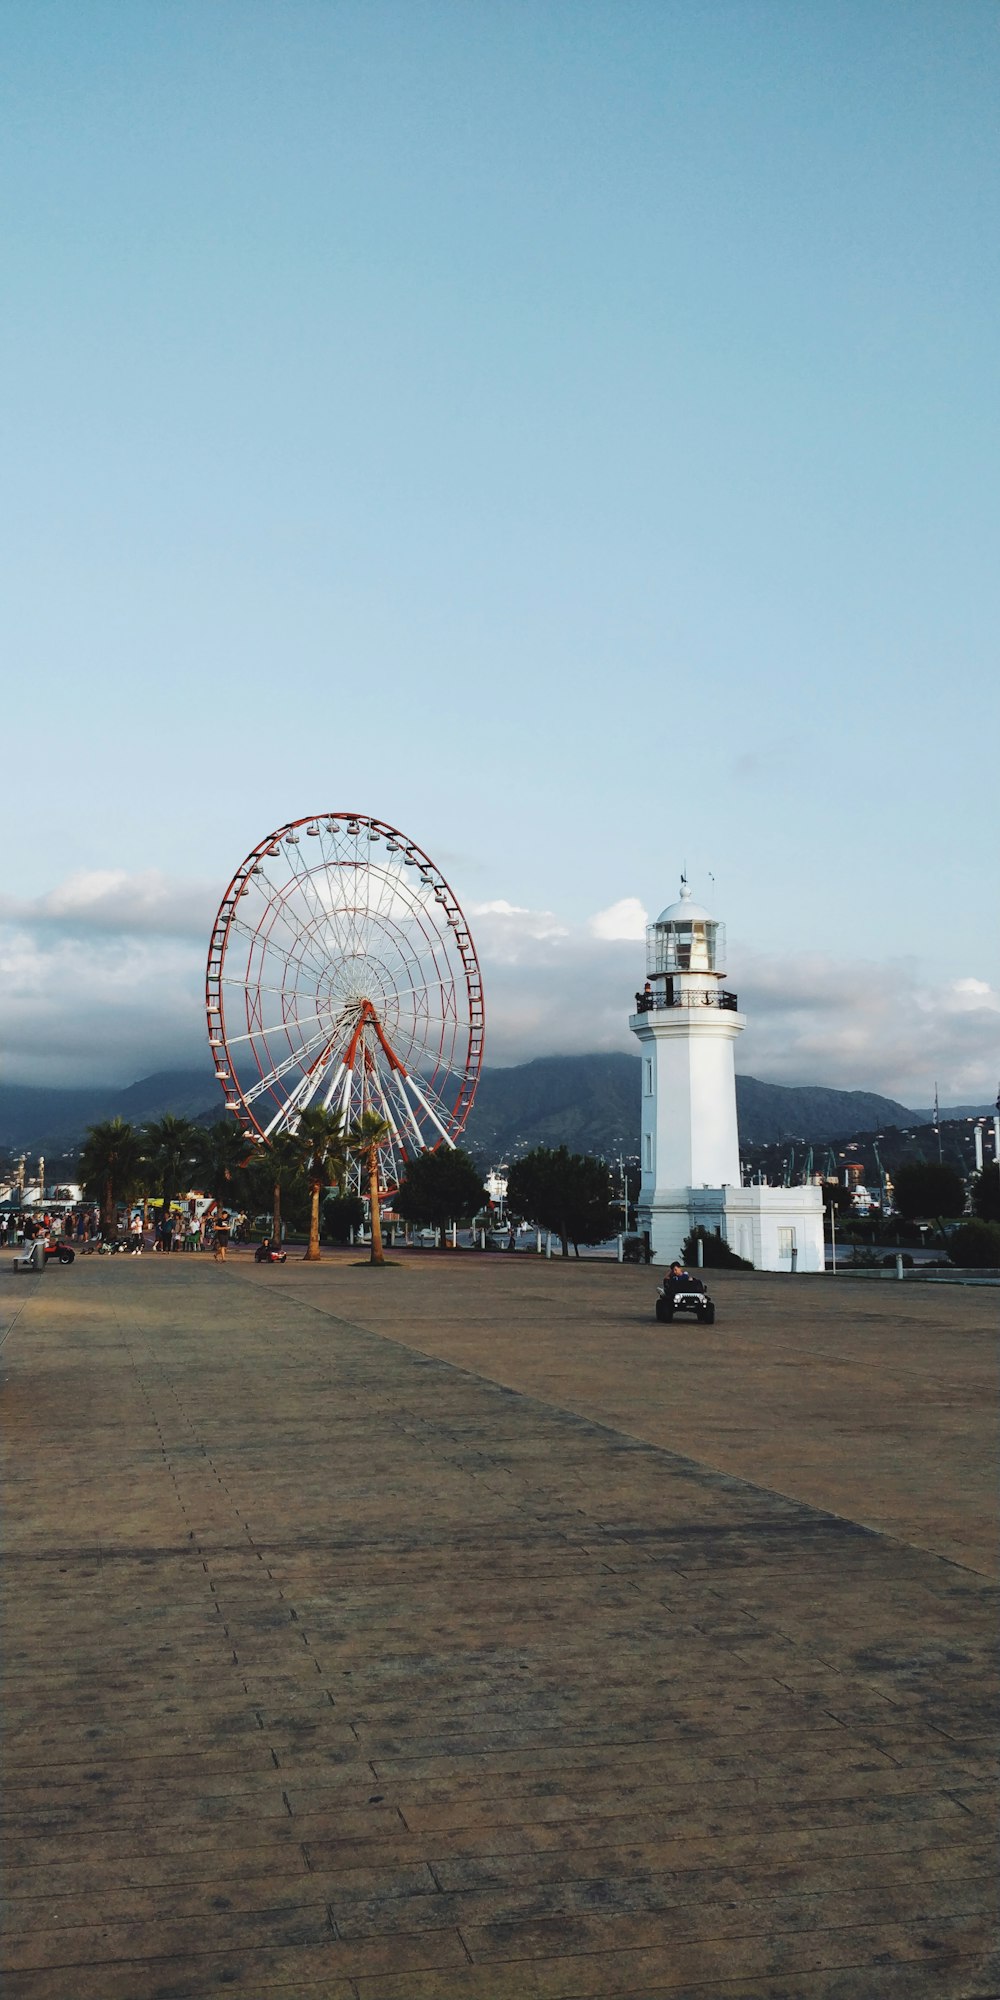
[428,1827,990,1898]
[3,1903,332,1972]
[327,1858,995,1940]
[459,1884,994,1958]
[2,1861,438,1933]
[2,1846,314,1900]
[3,1954,358,1999]
[353,1920,995,1995]
[4,1906,470,1976]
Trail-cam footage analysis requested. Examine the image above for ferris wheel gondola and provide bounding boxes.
[206,815,484,1191]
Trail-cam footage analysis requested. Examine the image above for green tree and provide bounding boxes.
[393,1149,488,1247]
[970,1164,1000,1223]
[78,1118,143,1237]
[348,1111,393,1265]
[142,1114,204,1209]
[245,1131,307,1246]
[892,1160,965,1221]
[269,1131,307,1247]
[506,1146,615,1258]
[682,1226,753,1271]
[824,1180,858,1217]
[290,1108,347,1261]
[196,1121,253,1209]
[322,1193,365,1244]
[948,1220,1000,1268]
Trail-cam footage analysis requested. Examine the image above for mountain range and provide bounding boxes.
[0,1056,989,1160]
[460,1056,988,1159]
[0,1072,223,1155]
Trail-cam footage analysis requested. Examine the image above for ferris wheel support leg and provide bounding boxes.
[263,1070,314,1135]
[296,1053,339,1119]
[264,1049,337,1135]
[366,1059,402,1143]
[244,1025,333,1109]
[402,1072,457,1149]
[392,1070,427,1153]
[264,1057,322,1134]
[367,1066,407,1185]
[337,1062,354,1127]
[320,1063,347,1112]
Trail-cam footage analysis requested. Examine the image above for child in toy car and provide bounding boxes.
[655,1260,716,1324]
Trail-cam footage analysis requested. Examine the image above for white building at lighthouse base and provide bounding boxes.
[635,1181,824,1273]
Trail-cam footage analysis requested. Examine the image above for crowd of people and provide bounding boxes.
[1,1205,246,1260]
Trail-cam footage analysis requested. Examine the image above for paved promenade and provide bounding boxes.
[2,1255,996,1998]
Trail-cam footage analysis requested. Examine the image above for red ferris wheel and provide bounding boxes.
[206,814,484,1190]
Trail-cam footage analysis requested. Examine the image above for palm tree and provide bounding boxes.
[78,1118,142,1237]
[142,1115,204,1210]
[249,1131,304,1249]
[291,1108,347,1261]
[348,1111,393,1265]
[197,1120,254,1210]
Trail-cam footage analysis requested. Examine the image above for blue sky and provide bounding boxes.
[1,2,997,1098]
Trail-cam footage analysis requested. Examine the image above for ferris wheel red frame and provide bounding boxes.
[206,814,484,1190]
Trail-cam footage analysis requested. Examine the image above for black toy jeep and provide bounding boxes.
[655,1274,715,1325]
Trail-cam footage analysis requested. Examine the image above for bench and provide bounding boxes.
[12,1240,45,1272]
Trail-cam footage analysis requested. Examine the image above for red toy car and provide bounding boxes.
[42,1239,76,1265]
[254,1241,287,1264]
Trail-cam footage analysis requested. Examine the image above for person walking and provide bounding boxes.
[212,1212,231,1263]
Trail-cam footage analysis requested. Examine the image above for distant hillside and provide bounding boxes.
[464,1055,641,1161]
[733,1077,916,1147]
[0,1055,990,1162]
[908,1103,995,1125]
[461,1055,926,1160]
[0,1070,220,1152]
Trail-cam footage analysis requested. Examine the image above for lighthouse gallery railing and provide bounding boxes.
[634,989,739,1014]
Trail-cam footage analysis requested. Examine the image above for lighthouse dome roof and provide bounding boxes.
[653,880,716,927]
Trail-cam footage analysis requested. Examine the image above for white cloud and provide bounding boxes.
[734,948,1000,1102]
[588,897,649,941]
[1,871,997,1105]
[469,901,570,956]
[0,869,215,938]
[0,923,204,1087]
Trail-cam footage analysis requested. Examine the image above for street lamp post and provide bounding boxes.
[617,1155,629,1234]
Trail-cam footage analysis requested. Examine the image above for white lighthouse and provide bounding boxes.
[629,879,825,1272]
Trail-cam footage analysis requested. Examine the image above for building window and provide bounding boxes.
[644,1133,652,1170]
[644,1060,653,1095]
[778,1227,796,1258]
